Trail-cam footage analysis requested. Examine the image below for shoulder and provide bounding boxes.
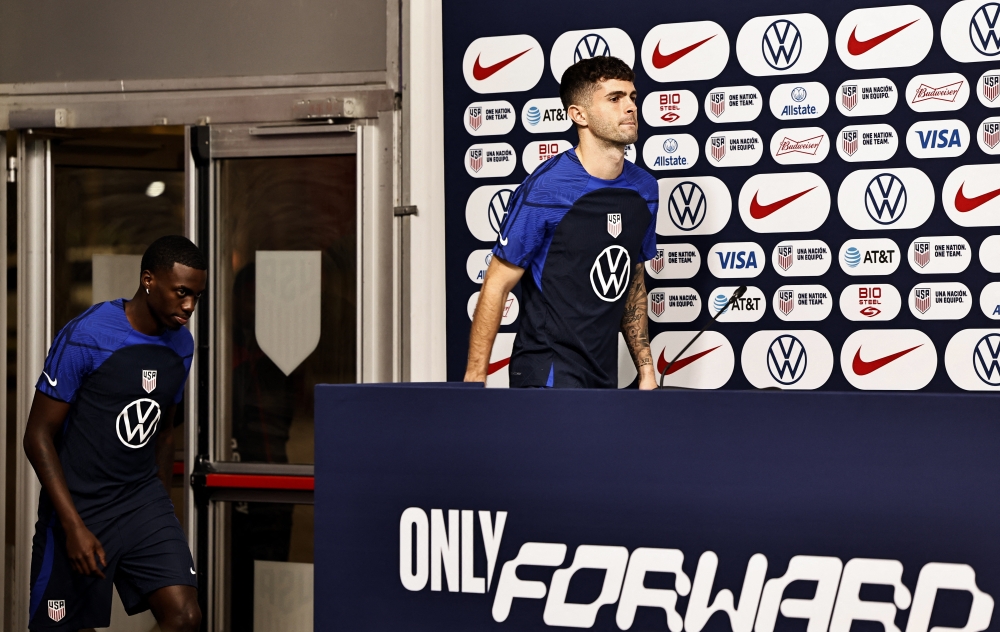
[58,300,131,351]
[621,162,659,203]
[517,151,590,208]
[163,326,194,359]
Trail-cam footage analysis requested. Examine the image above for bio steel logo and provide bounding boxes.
[641,21,730,83]
[641,90,698,127]
[736,13,829,76]
[463,35,544,93]
[835,5,932,69]
[839,284,902,321]
[522,140,572,175]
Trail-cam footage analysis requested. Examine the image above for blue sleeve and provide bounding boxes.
[170,329,195,405]
[36,322,99,404]
[492,184,546,269]
[641,198,659,262]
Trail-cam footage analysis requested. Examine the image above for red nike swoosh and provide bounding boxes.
[657,346,721,376]
[955,182,1000,212]
[487,357,510,375]
[846,19,919,56]
[652,35,716,69]
[472,49,531,81]
[749,187,816,220]
[851,345,922,376]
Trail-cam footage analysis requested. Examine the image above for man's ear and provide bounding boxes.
[567,104,587,128]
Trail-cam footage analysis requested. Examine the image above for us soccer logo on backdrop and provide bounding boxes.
[841,84,857,110]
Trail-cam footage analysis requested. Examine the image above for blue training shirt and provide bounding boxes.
[493,148,658,388]
[35,299,193,523]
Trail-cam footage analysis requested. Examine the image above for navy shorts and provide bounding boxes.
[28,496,197,631]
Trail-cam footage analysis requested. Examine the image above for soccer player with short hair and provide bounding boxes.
[24,235,207,631]
[465,56,658,388]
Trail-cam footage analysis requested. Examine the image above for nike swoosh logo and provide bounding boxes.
[851,344,922,376]
[846,20,919,56]
[487,358,510,375]
[954,182,1000,212]
[498,234,509,246]
[42,371,57,387]
[190,567,197,575]
[749,187,816,220]
[472,49,531,81]
[657,346,721,376]
[651,35,716,69]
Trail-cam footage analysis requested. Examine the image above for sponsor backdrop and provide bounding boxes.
[442,0,1000,392]
[316,385,1000,630]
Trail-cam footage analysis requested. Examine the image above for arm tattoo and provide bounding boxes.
[621,263,652,367]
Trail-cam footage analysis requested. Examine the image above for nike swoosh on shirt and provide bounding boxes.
[498,234,509,246]
[190,567,197,575]
[846,20,919,56]
[657,346,721,376]
[42,371,57,387]
[651,35,716,69]
[748,187,816,220]
[851,345,922,376]
[954,182,1000,212]
[487,358,510,375]
[472,49,532,81]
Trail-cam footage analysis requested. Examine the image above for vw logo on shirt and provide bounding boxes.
[590,246,632,302]
[116,398,161,449]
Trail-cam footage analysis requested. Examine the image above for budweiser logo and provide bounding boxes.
[776,135,823,156]
[911,81,963,103]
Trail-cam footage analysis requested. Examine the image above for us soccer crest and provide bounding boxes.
[984,75,1000,102]
[142,370,157,394]
[777,246,794,271]
[607,213,622,238]
[984,122,1000,149]
[709,92,725,118]
[913,242,931,268]
[778,290,795,316]
[48,600,66,622]
[650,248,664,274]
[467,106,482,131]
[650,292,665,318]
[469,149,483,173]
[842,85,858,111]
[256,251,322,376]
[710,136,726,162]
[842,130,858,156]
[914,288,931,314]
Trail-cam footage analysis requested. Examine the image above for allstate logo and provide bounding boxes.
[791,86,808,102]
[668,181,707,231]
[663,138,679,153]
[970,3,1000,56]
[864,173,907,225]
[767,334,807,385]
[526,106,542,126]
[575,33,611,62]
[844,247,862,268]
[973,333,1000,385]
[713,294,730,314]
[763,19,802,70]
[488,189,513,235]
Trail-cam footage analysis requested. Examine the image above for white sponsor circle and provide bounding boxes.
[641,90,698,127]
[769,127,830,165]
[521,98,571,134]
[837,168,934,230]
[907,235,973,274]
[982,235,1000,271]
[977,116,1000,154]
[647,287,701,323]
[942,0,1000,63]
[772,240,832,277]
[943,164,1000,227]
[736,13,829,76]
[465,184,519,242]
[486,333,516,389]
[643,134,699,171]
[977,69,1000,107]
[769,82,829,120]
[909,282,973,320]
[840,329,937,390]
[705,130,763,167]
[741,330,833,389]
[466,249,494,284]
[835,5,933,69]
[652,330,734,389]
[772,285,833,321]
[645,243,701,279]
[906,72,970,112]
[981,283,1000,319]
[463,34,544,94]
[549,28,636,83]
[839,238,901,276]
[522,140,572,175]
[641,22,730,83]
[836,78,898,117]
[466,143,516,178]
[656,176,731,236]
[738,172,830,233]
[707,242,766,278]
[624,144,636,163]
[467,291,519,326]
[703,86,763,123]
[906,119,970,159]
[464,101,516,136]
[836,124,898,162]
[945,329,1000,390]
[707,285,766,322]
[839,284,902,321]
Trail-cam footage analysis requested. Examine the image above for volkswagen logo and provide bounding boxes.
[590,245,631,302]
[974,333,1000,385]
[662,138,679,154]
[116,398,161,449]
[668,181,707,231]
[864,173,907,225]
[767,334,807,385]
[971,3,1000,56]
[762,19,802,70]
[575,34,611,62]
[488,189,513,235]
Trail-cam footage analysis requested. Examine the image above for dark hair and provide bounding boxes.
[559,56,635,110]
[140,235,208,275]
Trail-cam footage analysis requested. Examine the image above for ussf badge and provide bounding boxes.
[142,370,157,394]
[607,213,622,238]
[48,600,66,622]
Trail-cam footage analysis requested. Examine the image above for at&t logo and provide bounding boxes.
[971,3,1000,56]
[575,33,611,61]
[767,334,807,385]
[668,182,707,230]
[763,19,802,70]
[865,173,906,224]
[590,246,631,302]
[974,333,1000,385]
[117,398,161,449]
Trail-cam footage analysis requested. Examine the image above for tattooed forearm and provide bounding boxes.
[621,263,652,368]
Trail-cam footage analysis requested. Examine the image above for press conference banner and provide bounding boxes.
[442,0,1000,391]
[315,385,1000,631]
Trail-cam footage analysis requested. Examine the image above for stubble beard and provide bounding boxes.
[588,115,638,149]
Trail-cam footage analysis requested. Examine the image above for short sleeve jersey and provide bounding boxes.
[35,299,194,523]
[493,148,658,388]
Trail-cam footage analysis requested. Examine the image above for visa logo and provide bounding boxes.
[916,128,962,149]
[716,251,758,269]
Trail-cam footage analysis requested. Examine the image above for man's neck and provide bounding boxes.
[575,132,626,180]
[125,292,165,336]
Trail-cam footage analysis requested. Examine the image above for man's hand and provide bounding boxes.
[621,263,657,390]
[64,523,107,577]
[464,256,525,383]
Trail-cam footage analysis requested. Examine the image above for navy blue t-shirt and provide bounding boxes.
[35,299,193,523]
[493,148,658,388]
